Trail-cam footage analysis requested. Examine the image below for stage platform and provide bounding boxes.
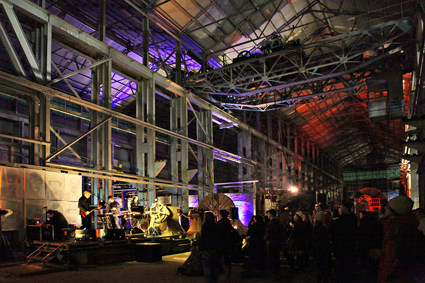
[26,232,191,266]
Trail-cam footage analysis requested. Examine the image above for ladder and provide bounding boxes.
[27,242,65,266]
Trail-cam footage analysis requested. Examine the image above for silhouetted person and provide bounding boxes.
[265,209,284,274]
[199,211,219,283]
[78,190,93,229]
[379,195,425,282]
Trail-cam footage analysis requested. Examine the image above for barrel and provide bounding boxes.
[135,242,162,262]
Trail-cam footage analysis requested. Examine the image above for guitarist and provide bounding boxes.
[78,190,94,229]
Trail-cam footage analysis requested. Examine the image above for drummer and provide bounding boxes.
[107,196,121,229]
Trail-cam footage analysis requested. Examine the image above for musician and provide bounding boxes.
[107,196,121,229]
[45,210,69,229]
[43,210,69,240]
[78,190,92,229]
[129,196,140,211]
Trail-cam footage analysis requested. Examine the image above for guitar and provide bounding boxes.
[81,206,100,217]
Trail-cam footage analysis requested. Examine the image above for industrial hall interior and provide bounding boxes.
[0,0,425,281]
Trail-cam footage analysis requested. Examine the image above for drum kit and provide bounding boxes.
[99,206,147,234]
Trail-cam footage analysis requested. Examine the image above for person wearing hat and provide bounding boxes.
[378,195,424,283]
[78,190,94,229]
[312,211,331,283]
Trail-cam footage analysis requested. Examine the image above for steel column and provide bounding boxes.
[197,109,214,203]
[0,20,26,77]
[238,130,251,191]
[39,93,50,166]
[101,58,112,197]
[1,2,45,83]
[170,97,188,209]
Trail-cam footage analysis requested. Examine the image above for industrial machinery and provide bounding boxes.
[144,200,186,238]
[356,187,386,212]
[198,193,235,214]
[184,193,237,239]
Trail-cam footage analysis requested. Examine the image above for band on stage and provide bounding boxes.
[77,191,146,232]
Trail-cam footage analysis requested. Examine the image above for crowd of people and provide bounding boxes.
[188,195,425,283]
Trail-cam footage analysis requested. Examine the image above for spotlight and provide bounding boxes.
[289,186,298,193]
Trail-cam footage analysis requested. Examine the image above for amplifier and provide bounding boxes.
[27,225,54,241]
[75,229,97,241]
[105,229,126,241]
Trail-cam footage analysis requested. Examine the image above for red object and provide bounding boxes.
[358,188,386,212]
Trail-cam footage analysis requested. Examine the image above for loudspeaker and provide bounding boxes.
[231,207,239,219]
[105,229,126,241]
[75,229,97,241]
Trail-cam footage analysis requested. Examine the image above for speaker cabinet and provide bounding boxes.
[105,229,126,241]
[75,229,97,241]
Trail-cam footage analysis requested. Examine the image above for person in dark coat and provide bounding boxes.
[45,210,68,229]
[199,211,219,283]
[358,211,383,283]
[378,195,425,283]
[78,190,93,229]
[265,209,284,274]
[285,211,307,269]
[329,205,358,282]
[216,210,235,282]
[44,210,69,240]
[244,214,267,273]
[312,211,332,283]
[301,212,313,266]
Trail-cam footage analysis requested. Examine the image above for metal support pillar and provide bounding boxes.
[238,131,251,192]
[38,93,51,166]
[136,80,145,205]
[90,59,102,227]
[26,97,36,165]
[258,138,266,190]
[197,109,214,203]
[142,16,149,67]
[101,58,112,198]
[98,0,106,42]
[136,78,156,207]
[175,38,182,85]
[1,2,45,83]
[0,20,26,77]
[170,97,188,210]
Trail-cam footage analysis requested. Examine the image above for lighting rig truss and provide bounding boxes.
[185,19,412,111]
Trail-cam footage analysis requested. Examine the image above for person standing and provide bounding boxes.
[216,210,236,283]
[107,196,121,229]
[357,211,382,283]
[244,214,267,274]
[265,209,284,275]
[199,211,219,283]
[378,195,425,283]
[413,207,425,235]
[285,211,307,270]
[78,190,93,230]
[329,205,358,282]
[312,211,331,283]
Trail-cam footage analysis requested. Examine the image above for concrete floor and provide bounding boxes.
[0,252,318,283]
